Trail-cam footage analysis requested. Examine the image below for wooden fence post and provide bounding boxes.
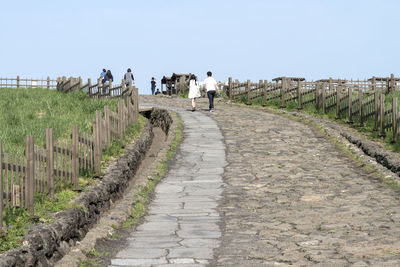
[88,78,92,96]
[97,78,102,98]
[122,100,126,134]
[380,93,385,137]
[46,128,54,198]
[281,78,286,108]
[393,97,398,143]
[359,90,364,126]
[180,76,185,95]
[72,125,79,191]
[391,73,395,94]
[263,80,268,107]
[56,77,60,91]
[0,141,3,229]
[297,80,302,110]
[26,136,34,216]
[246,80,251,105]
[127,83,133,124]
[121,79,126,98]
[47,76,51,89]
[322,82,326,113]
[348,86,353,123]
[315,82,320,110]
[133,86,139,123]
[329,77,333,92]
[228,77,232,102]
[386,78,390,94]
[336,82,341,119]
[104,106,111,145]
[118,100,122,138]
[17,76,20,88]
[108,81,112,97]
[94,111,101,174]
[373,78,379,131]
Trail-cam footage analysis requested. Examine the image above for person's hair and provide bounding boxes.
[207,71,212,77]
[127,68,131,72]
[102,69,106,72]
[152,77,154,80]
[107,70,111,74]
[190,74,197,81]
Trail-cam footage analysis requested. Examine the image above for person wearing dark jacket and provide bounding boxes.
[151,77,156,95]
[103,70,113,84]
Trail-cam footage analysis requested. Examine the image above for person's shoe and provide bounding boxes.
[191,108,195,112]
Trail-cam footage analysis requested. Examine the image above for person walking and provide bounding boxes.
[188,74,201,111]
[203,71,218,112]
[151,77,156,95]
[124,68,134,87]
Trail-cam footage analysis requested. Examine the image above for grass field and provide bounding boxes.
[0,87,147,252]
[0,88,120,156]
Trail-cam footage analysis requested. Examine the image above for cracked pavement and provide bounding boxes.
[109,96,400,267]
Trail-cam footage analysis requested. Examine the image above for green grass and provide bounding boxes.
[80,248,105,267]
[101,115,147,171]
[0,184,79,252]
[0,88,146,252]
[0,88,120,156]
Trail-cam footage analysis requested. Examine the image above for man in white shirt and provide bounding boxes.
[203,71,218,112]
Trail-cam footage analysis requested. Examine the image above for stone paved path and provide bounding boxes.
[109,103,226,267]
[111,96,400,266]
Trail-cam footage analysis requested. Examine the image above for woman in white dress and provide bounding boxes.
[188,74,201,111]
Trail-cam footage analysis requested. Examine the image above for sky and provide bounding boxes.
[1,0,399,94]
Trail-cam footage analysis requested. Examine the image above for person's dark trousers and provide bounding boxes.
[207,90,216,110]
[151,87,155,95]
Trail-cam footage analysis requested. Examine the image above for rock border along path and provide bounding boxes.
[110,103,227,267]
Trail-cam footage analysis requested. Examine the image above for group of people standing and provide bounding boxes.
[100,68,135,88]
[100,69,114,84]
[99,69,218,111]
[188,71,219,112]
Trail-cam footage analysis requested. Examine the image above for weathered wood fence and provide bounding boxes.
[57,76,134,99]
[0,82,139,227]
[224,74,400,142]
[0,76,57,89]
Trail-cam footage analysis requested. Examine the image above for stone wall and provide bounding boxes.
[0,108,172,267]
[341,132,400,176]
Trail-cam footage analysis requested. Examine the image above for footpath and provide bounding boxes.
[109,95,400,267]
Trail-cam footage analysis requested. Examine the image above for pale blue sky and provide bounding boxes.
[1,0,399,94]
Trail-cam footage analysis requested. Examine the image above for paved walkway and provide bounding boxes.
[110,96,400,266]
[110,103,226,267]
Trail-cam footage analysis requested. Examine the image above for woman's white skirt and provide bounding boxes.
[188,88,201,98]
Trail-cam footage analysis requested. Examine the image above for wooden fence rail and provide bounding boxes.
[56,76,134,100]
[0,85,139,227]
[227,74,400,145]
[0,76,57,89]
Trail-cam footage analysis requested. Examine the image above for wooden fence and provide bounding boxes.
[224,74,400,143]
[56,76,134,99]
[0,86,139,227]
[0,76,57,89]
